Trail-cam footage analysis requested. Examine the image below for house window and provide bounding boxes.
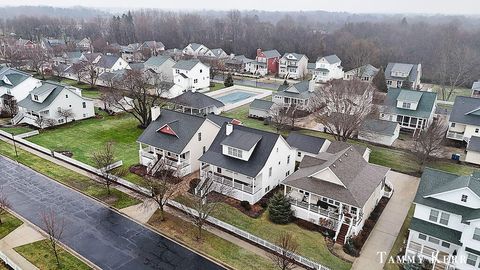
[429,209,439,222]
[441,241,450,248]
[402,102,411,109]
[82,102,86,108]
[203,146,206,153]
[418,234,427,240]
[66,94,69,98]
[476,128,479,133]
[176,69,180,74]
[462,194,468,202]
[217,167,222,174]
[269,167,272,177]
[451,123,456,128]
[297,152,301,157]
[287,155,290,164]
[34,95,38,101]
[439,213,450,225]
[200,69,202,73]
[194,79,198,84]
[227,147,243,158]
[351,207,357,215]
[474,228,480,241]
[467,253,478,266]
[198,132,201,141]
[428,237,440,245]
[285,171,290,176]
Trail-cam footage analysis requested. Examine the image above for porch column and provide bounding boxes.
[252,178,255,193]
[308,193,311,211]
[139,142,142,151]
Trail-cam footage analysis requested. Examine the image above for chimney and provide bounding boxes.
[151,106,161,121]
[308,79,316,92]
[226,123,233,136]
[256,48,262,57]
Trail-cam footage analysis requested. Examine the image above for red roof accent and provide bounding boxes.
[231,119,242,125]
[158,125,177,136]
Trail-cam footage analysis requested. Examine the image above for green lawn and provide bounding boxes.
[15,240,90,270]
[384,205,415,270]
[0,140,140,209]
[60,79,101,99]
[26,111,146,186]
[209,83,226,92]
[0,213,23,239]
[222,104,280,133]
[148,211,277,270]
[428,83,471,102]
[0,126,35,136]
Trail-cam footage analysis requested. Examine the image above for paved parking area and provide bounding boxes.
[352,171,419,270]
[0,156,224,270]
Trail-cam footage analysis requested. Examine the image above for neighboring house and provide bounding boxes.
[249,99,274,119]
[0,67,40,110]
[102,96,134,114]
[121,43,142,62]
[282,144,390,244]
[13,81,95,127]
[15,38,36,50]
[171,91,225,115]
[61,51,85,64]
[466,136,480,165]
[447,96,480,143]
[307,62,316,74]
[358,119,400,146]
[313,55,344,83]
[144,55,176,82]
[327,141,371,162]
[139,41,165,56]
[380,88,437,132]
[96,69,127,87]
[472,81,480,98]
[183,43,210,57]
[76,38,91,51]
[137,108,221,177]
[246,49,281,76]
[199,123,296,204]
[95,55,131,73]
[162,48,184,61]
[40,38,66,52]
[172,59,210,91]
[208,48,228,59]
[278,53,309,79]
[344,64,379,82]
[286,132,331,162]
[405,168,480,270]
[385,62,422,89]
[272,80,316,110]
[225,55,254,72]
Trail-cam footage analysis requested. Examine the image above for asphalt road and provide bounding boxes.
[0,156,224,270]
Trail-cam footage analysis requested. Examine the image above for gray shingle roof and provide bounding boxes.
[468,136,480,152]
[206,114,235,127]
[346,64,379,78]
[283,145,389,207]
[318,55,341,64]
[409,218,462,245]
[172,59,202,71]
[250,99,274,111]
[286,132,328,155]
[137,109,206,154]
[450,96,480,126]
[360,119,399,136]
[397,90,423,103]
[274,81,313,99]
[199,124,281,178]
[262,50,281,59]
[385,62,421,82]
[171,91,224,110]
[282,53,306,61]
[221,129,262,151]
[17,81,83,112]
[381,88,436,119]
[96,55,121,69]
[210,48,226,58]
[144,55,173,68]
[189,43,204,51]
[326,141,368,157]
[0,67,31,88]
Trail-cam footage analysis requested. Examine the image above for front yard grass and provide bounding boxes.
[148,210,277,270]
[0,126,35,136]
[0,140,140,209]
[15,240,90,270]
[60,79,101,99]
[209,82,226,92]
[428,83,471,102]
[0,212,23,239]
[384,205,415,270]
[26,111,146,186]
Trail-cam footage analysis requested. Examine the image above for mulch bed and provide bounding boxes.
[130,164,147,177]
[208,192,266,218]
[55,150,73,157]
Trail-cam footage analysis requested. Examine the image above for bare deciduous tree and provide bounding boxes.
[92,141,117,195]
[414,119,448,167]
[82,61,99,88]
[70,62,86,83]
[2,94,18,117]
[0,188,11,225]
[41,210,65,268]
[27,48,50,79]
[270,106,290,134]
[343,39,379,77]
[267,232,299,270]
[57,108,75,123]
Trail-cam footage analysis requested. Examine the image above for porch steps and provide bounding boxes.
[335,223,349,245]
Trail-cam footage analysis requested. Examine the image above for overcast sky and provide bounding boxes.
[6,0,480,15]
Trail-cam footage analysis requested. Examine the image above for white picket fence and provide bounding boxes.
[168,200,331,270]
[0,251,23,270]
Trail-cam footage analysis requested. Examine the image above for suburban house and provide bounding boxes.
[15,38,36,50]
[282,144,390,244]
[137,108,221,177]
[172,59,210,91]
[472,81,480,98]
[385,62,422,90]
[199,123,296,204]
[0,67,40,110]
[76,38,91,51]
[139,41,165,56]
[171,91,225,115]
[380,88,437,133]
[13,81,95,127]
[358,119,400,146]
[208,48,228,59]
[95,54,131,73]
[120,43,142,62]
[466,137,480,165]
[405,168,480,270]
[246,49,281,76]
[278,53,309,79]
[344,64,379,82]
[183,43,210,57]
[40,38,66,52]
[225,55,254,73]
[144,55,176,82]
[313,55,344,83]
[272,80,316,111]
[286,132,331,162]
[162,48,184,61]
[249,99,274,119]
[96,69,127,87]
[447,96,480,143]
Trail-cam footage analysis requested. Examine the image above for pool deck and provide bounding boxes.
[206,85,272,111]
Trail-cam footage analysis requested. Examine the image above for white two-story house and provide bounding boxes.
[183,43,210,57]
[447,96,480,143]
[312,55,344,83]
[406,168,480,270]
[13,81,95,127]
[144,55,176,82]
[472,81,480,98]
[272,80,317,111]
[0,67,40,111]
[137,108,222,177]
[380,88,437,134]
[199,123,296,204]
[385,62,422,89]
[172,59,210,91]
[279,53,309,80]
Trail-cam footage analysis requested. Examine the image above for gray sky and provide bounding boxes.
[6,0,480,15]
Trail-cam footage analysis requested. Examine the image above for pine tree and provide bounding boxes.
[224,73,234,87]
[373,67,388,92]
[268,192,293,224]
[402,79,413,90]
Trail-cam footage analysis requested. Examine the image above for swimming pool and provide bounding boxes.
[215,91,255,104]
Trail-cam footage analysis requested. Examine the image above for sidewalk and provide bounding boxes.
[0,224,45,270]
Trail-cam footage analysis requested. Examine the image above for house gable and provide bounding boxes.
[426,187,480,209]
[157,123,179,137]
[310,167,346,188]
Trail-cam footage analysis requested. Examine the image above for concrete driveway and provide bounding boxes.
[0,156,224,270]
[352,171,419,270]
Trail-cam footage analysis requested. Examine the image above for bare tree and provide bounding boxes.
[343,39,379,77]
[52,64,67,78]
[34,116,47,129]
[57,108,75,123]
[267,232,299,270]
[313,79,374,141]
[2,94,18,117]
[414,119,448,167]
[41,210,65,268]
[82,61,99,88]
[0,188,11,225]
[92,141,117,195]
[270,106,290,134]
[27,48,51,79]
[70,62,86,83]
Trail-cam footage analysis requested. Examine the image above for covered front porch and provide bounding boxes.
[138,143,191,176]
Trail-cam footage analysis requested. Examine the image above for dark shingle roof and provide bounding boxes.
[144,55,173,67]
[286,132,328,155]
[381,88,436,119]
[250,99,274,111]
[206,114,235,127]
[221,129,262,151]
[468,136,480,152]
[97,55,121,69]
[409,218,462,245]
[360,119,399,136]
[327,141,368,157]
[137,110,206,154]
[199,124,281,177]
[171,91,224,110]
[450,96,480,126]
[172,59,202,70]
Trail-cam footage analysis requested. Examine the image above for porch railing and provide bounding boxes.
[200,171,261,194]
[446,131,464,141]
[289,198,340,220]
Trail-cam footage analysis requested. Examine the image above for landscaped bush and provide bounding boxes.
[240,200,252,211]
[188,178,201,194]
[343,238,360,257]
[268,191,293,224]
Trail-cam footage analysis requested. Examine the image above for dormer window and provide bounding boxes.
[402,102,411,109]
[462,194,468,202]
[33,95,38,101]
[227,147,243,158]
